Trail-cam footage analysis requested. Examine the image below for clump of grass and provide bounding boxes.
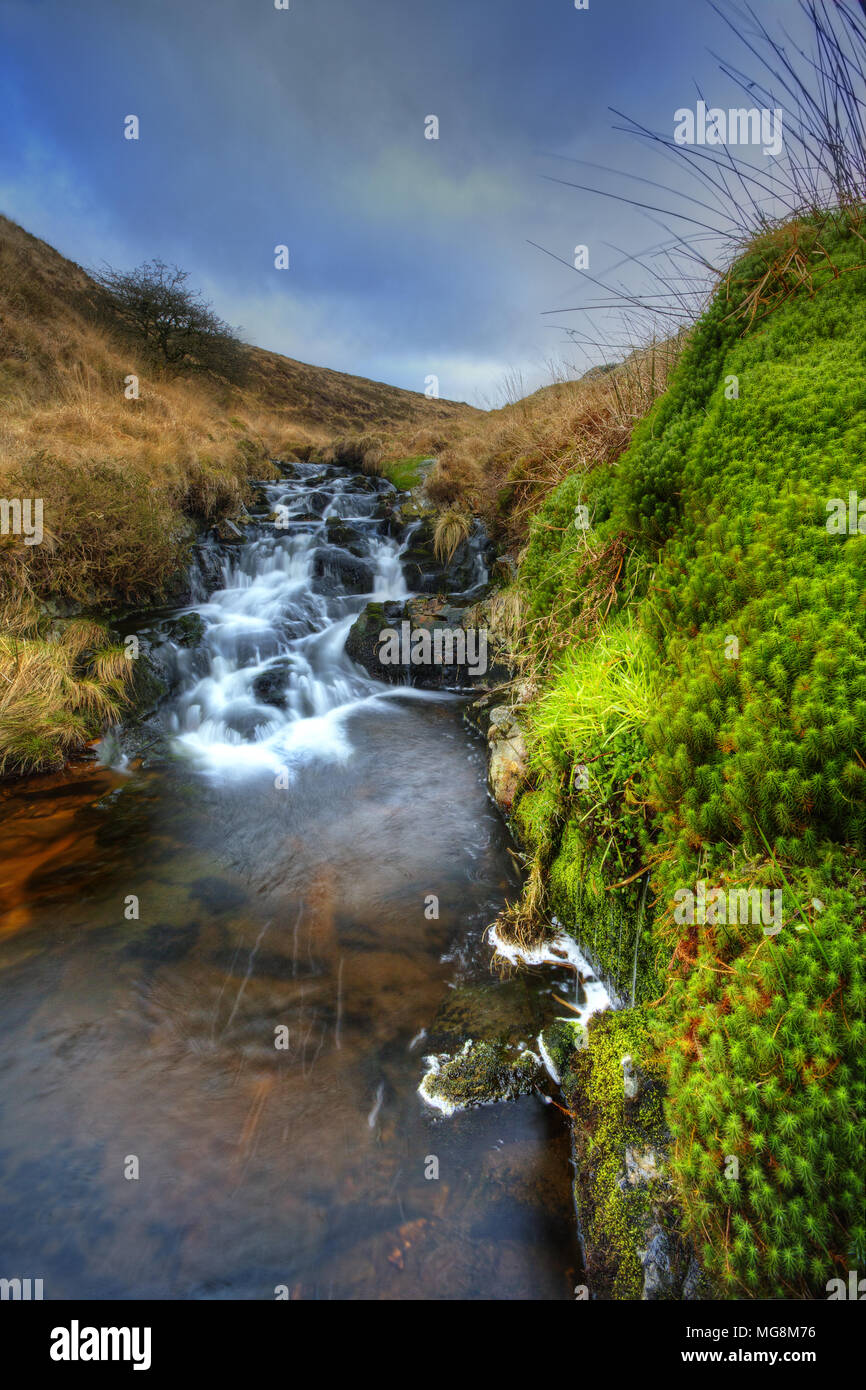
[324,433,386,472]
[433,508,471,564]
[0,616,132,776]
[531,612,659,759]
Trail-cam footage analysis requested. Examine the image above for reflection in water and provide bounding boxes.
[0,465,580,1300]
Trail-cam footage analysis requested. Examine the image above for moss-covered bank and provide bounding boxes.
[505,209,866,1298]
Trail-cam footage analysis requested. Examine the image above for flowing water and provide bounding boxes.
[0,463,581,1300]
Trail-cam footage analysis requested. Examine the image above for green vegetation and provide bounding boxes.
[383,454,430,490]
[420,1039,540,1111]
[561,1010,669,1299]
[508,208,866,1296]
[0,616,131,776]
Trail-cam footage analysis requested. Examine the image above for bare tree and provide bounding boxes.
[93,259,246,380]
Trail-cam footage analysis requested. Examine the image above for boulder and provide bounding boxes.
[344,596,493,690]
[311,547,375,595]
[252,666,288,709]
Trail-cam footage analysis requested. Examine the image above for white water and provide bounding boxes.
[165,463,467,776]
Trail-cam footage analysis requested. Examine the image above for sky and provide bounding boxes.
[0,0,814,405]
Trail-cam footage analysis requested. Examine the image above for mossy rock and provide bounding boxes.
[540,1017,588,1080]
[164,612,207,648]
[420,1039,541,1112]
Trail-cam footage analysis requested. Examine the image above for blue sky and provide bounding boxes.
[0,0,809,404]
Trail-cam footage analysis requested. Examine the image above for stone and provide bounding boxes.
[311,547,375,595]
[486,706,527,811]
[622,1052,640,1100]
[419,1039,541,1113]
[639,1223,678,1301]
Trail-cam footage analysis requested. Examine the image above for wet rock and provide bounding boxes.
[306,490,331,516]
[427,980,549,1054]
[345,595,495,691]
[639,1222,678,1301]
[122,921,200,964]
[485,706,527,812]
[190,877,249,913]
[212,518,245,544]
[325,518,368,556]
[128,635,172,714]
[190,542,226,594]
[624,1146,662,1186]
[622,1053,640,1100]
[344,601,406,682]
[539,1018,588,1082]
[402,539,476,595]
[681,1252,703,1301]
[38,596,85,620]
[247,485,273,516]
[164,612,206,648]
[419,1039,541,1113]
[252,666,288,709]
[311,547,375,596]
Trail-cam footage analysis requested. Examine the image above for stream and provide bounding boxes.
[0,462,582,1300]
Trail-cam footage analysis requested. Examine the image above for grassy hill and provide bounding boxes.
[0,214,478,774]
[424,336,686,545]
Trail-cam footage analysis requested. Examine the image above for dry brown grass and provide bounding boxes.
[426,334,688,547]
[433,508,471,564]
[0,609,133,776]
[0,213,479,607]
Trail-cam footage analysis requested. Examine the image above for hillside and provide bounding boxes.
[0,214,476,473]
[0,213,477,774]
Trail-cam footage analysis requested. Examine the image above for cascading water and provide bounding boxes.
[166,462,444,773]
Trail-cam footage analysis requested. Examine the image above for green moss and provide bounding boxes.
[513,208,866,1296]
[548,821,660,1003]
[421,1039,540,1110]
[563,1009,671,1299]
[541,1016,587,1076]
[383,454,430,490]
